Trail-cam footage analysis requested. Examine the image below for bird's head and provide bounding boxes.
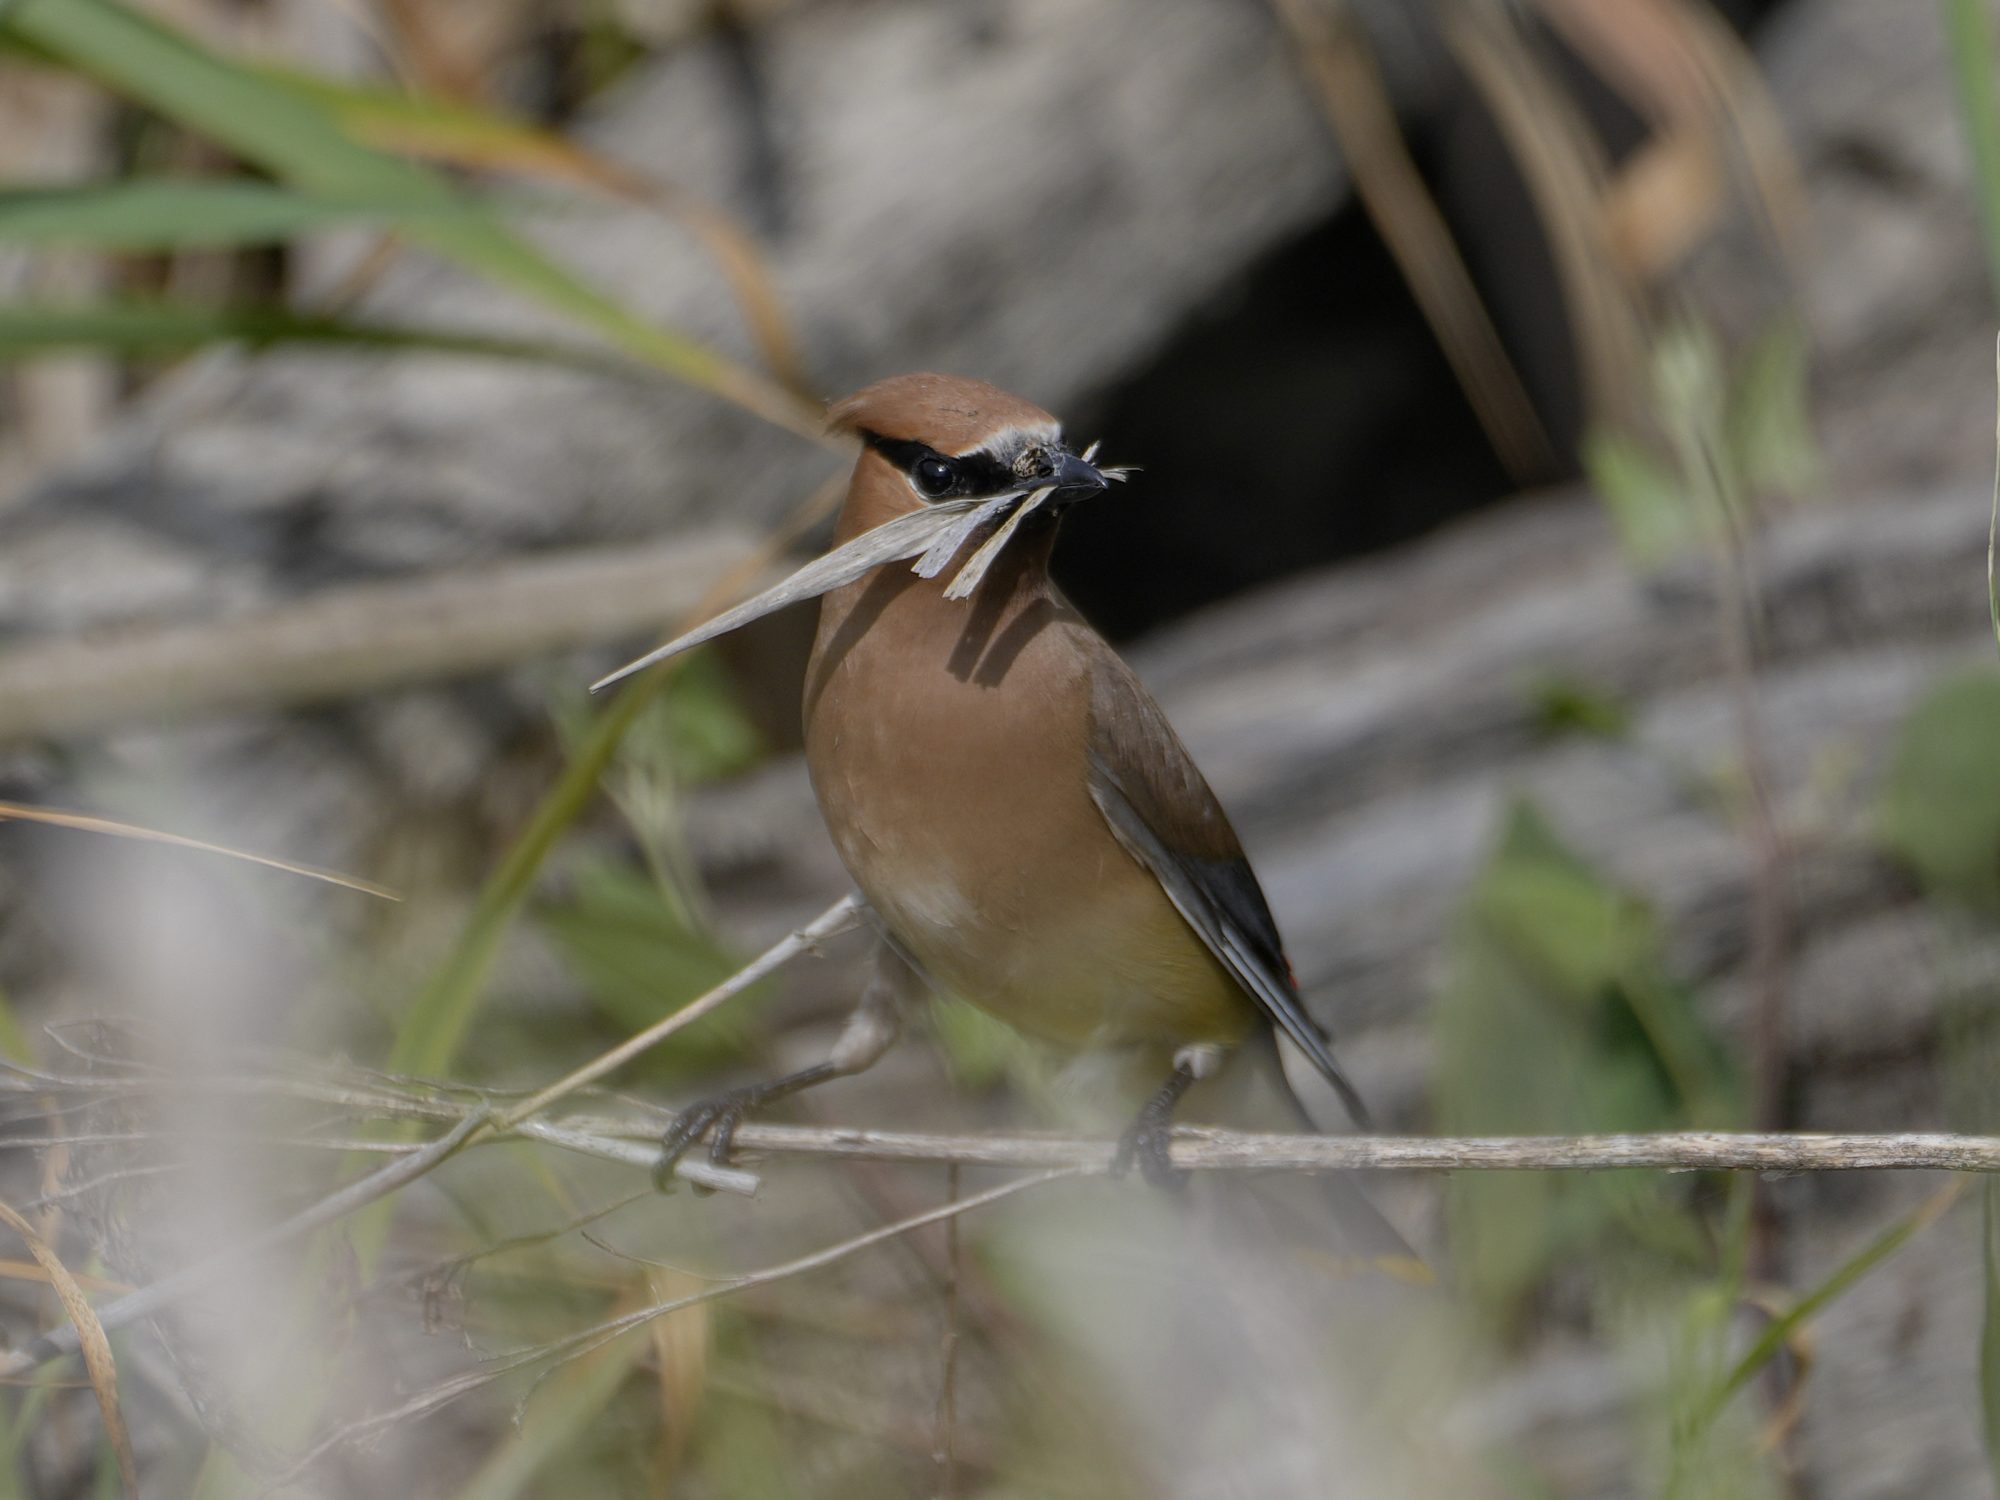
[826,373,1109,540]
[589,374,1125,693]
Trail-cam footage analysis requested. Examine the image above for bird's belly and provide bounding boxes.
[805,572,1254,1053]
[835,802,1252,1052]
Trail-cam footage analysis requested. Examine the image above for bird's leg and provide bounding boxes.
[1112,1043,1225,1189]
[655,942,914,1190]
[656,1062,837,1186]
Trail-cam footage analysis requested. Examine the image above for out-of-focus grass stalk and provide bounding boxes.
[0,800,397,901]
[351,669,675,1264]
[0,982,29,1063]
[1953,0,2000,659]
[0,300,639,373]
[1694,1178,1967,1429]
[1274,0,1557,481]
[1990,335,2000,658]
[451,1318,650,1500]
[0,0,821,439]
[256,67,810,393]
[0,1196,134,1496]
[355,472,842,1261]
[388,470,844,1083]
[387,676,667,1080]
[1946,0,2000,309]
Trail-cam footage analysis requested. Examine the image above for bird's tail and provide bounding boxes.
[1225,1028,1433,1286]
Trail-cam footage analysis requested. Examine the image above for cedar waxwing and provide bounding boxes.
[596,374,1399,1246]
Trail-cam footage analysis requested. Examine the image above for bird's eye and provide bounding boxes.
[912,456,957,498]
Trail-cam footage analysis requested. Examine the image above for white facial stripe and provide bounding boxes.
[953,422,1063,460]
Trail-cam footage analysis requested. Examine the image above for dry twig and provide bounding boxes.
[0,529,767,741]
[677,1124,2000,1176]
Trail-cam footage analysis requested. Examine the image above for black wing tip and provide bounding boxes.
[1283,1015,1373,1131]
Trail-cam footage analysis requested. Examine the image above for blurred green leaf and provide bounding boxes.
[605,654,767,789]
[1525,672,1631,741]
[538,860,759,1072]
[1589,315,1816,572]
[548,653,764,949]
[1437,801,1735,1317]
[1877,672,2000,911]
[1945,0,2000,309]
[1725,319,1818,500]
[1465,802,1661,1005]
[1653,320,1729,459]
[0,300,629,371]
[1582,429,1695,566]
[388,653,683,1094]
[0,980,28,1063]
[0,179,469,249]
[697,1366,800,1500]
[929,994,1036,1089]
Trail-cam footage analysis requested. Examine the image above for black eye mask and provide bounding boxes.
[859,432,1021,502]
[589,442,1127,693]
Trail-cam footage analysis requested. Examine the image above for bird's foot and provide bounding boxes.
[1110,1060,1199,1190]
[1111,1110,1187,1189]
[655,1090,756,1192]
[654,1062,838,1193]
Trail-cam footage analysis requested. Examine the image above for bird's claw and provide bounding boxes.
[654,1089,758,1193]
[1111,1113,1188,1190]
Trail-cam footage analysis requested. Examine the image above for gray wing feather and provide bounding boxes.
[1085,733,1372,1130]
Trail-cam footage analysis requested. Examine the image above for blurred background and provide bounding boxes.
[2,0,2000,1494]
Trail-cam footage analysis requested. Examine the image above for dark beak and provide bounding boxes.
[1050,449,1109,502]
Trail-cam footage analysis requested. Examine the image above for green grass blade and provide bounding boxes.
[388,677,667,1078]
[0,180,466,250]
[3,0,439,203]
[1946,0,2000,308]
[238,64,811,393]
[0,299,631,373]
[2,0,816,436]
[1702,1180,1965,1424]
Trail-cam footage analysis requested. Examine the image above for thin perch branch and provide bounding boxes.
[703,1124,2000,1175]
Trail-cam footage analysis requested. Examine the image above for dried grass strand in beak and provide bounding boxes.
[589,495,1015,692]
[591,443,1126,692]
[941,485,1056,601]
[910,492,1023,579]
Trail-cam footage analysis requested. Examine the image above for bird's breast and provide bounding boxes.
[801,560,1250,1051]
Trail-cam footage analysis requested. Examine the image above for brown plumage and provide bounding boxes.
[805,375,1364,1117]
[641,373,1390,1234]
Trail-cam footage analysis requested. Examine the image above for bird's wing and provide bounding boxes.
[1083,656,1372,1128]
